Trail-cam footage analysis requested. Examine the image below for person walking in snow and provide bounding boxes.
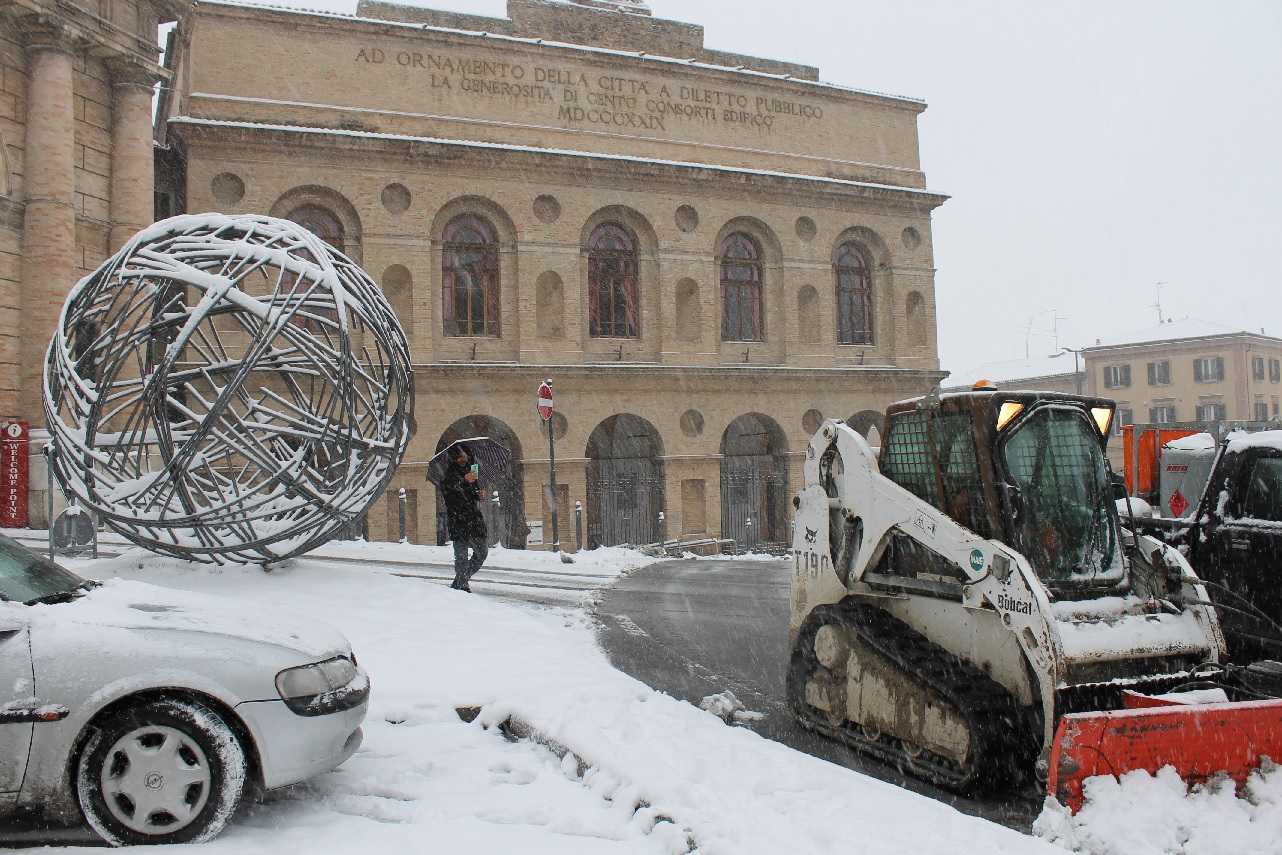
[441,442,488,592]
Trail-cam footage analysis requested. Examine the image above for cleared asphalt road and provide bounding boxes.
[593,557,1043,832]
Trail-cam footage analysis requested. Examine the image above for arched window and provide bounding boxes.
[588,223,638,338]
[835,242,873,345]
[284,204,344,329]
[442,214,499,337]
[287,204,344,251]
[720,232,762,342]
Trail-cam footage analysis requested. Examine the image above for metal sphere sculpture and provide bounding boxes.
[44,213,415,564]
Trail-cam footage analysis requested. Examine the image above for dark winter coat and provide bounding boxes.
[441,459,487,540]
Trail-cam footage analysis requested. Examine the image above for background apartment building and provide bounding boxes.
[1082,319,1282,429]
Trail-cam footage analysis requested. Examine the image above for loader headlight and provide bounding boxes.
[1090,406,1114,437]
[996,401,1025,431]
[276,656,369,716]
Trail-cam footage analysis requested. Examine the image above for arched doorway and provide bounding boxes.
[435,416,526,548]
[721,413,789,551]
[586,414,664,548]
[847,410,887,444]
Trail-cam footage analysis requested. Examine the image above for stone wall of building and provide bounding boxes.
[180,2,923,187]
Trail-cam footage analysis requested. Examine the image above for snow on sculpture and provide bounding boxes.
[43,213,415,564]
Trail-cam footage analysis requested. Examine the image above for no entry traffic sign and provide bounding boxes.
[537,381,554,421]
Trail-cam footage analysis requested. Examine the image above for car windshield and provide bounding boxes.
[1001,407,1126,587]
[0,533,89,604]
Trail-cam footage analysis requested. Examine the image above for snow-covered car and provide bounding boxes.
[0,532,368,845]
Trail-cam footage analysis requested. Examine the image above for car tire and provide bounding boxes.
[76,698,247,846]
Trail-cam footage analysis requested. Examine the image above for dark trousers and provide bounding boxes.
[451,536,489,586]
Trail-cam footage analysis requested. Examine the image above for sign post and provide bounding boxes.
[537,380,559,550]
[0,421,28,528]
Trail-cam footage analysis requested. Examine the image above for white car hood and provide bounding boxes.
[25,579,349,659]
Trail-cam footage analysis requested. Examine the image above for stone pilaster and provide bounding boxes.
[107,59,161,252]
[18,20,79,424]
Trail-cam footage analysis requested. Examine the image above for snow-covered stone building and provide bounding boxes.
[157,0,948,550]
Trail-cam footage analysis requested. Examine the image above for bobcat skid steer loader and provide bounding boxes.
[788,389,1282,812]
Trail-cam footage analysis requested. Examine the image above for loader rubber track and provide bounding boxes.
[787,600,1035,793]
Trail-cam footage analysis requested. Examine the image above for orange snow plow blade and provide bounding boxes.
[1049,693,1282,813]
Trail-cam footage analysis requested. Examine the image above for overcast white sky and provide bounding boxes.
[231,0,1282,374]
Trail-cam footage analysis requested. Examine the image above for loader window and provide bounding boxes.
[1001,407,1126,587]
[881,411,993,539]
[935,415,992,539]
[1241,457,1282,522]
[881,411,940,507]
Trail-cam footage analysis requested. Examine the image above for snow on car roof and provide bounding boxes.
[1163,432,1216,451]
[1227,429,1282,452]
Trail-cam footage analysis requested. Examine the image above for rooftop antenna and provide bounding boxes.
[1047,309,1067,353]
[1021,317,1035,359]
[1152,282,1168,325]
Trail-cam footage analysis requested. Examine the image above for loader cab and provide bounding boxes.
[881,390,1126,593]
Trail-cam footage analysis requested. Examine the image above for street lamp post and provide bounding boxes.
[1062,347,1083,395]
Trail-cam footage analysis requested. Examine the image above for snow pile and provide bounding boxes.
[32,536,1281,854]
[1117,496,1154,518]
[313,538,647,581]
[697,690,762,725]
[1034,763,1282,855]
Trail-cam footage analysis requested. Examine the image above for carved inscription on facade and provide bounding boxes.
[355,47,825,135]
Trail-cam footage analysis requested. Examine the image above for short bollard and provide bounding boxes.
[658,511,666,553]
[491,490,501,547]
[575,501,583,552]
[398,488,407,543]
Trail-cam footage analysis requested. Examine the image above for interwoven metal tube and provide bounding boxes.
[43,214,415,564]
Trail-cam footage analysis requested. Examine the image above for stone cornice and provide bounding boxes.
[105,55,165,89]
[14,13,88,53]
[168,118,950,214]
[4,0,186,74]
[410,362,946,386]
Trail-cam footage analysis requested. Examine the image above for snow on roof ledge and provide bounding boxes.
[1085,317,1277,350]
[167,116,947,199]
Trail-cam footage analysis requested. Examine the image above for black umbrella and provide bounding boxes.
[425,437,511,489]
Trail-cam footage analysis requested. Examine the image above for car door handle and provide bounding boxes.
[0,700,69,723]
[1229,535,1251,551]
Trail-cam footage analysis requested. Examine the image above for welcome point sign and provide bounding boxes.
[0,421,27,528]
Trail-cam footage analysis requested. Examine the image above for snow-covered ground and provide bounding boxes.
[23,537,1282,854]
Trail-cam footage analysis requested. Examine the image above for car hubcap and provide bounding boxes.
[100,725,212,835]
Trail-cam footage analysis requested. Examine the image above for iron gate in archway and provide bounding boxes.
[586,414,664,548]
[720,413,789,551]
